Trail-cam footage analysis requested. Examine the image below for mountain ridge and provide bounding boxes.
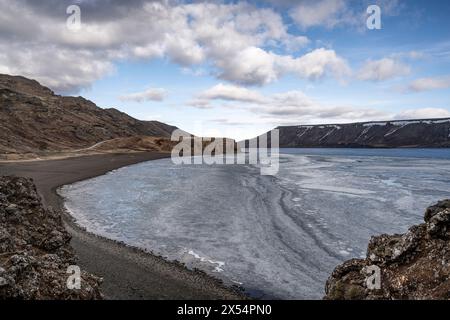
[264,118,450,148]
[0,74,178,155]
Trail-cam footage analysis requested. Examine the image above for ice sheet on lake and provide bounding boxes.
[59,152,450,299]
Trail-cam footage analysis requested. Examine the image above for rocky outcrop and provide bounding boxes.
[0,176,102,299]
[0,74,178,154]
[268,120,450,148]
[324,200,450,300]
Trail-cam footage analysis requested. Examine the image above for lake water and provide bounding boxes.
[59,149,450,299]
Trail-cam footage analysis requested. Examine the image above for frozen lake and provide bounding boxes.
[59,149,450,299]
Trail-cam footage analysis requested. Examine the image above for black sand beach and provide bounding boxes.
[0,152,244,300]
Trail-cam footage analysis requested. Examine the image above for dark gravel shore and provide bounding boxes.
[0,152,245,300]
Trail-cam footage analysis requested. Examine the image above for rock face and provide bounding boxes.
[271,120,450,148]
[0,176,102,299]
[0,74,178,154]
[324,200,450,300]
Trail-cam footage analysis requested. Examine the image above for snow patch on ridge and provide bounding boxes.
[363,119,450,127]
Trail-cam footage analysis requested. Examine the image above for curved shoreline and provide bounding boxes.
[0,152,247,300]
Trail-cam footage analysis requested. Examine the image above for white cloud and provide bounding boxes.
[406,76,450,92]
[276,48,351,81]
[288,0,403,30]
[0,0,309,91]
[0,43,114,93]
[289,0,349,29]
[181,67,207,77]
[357,58,410,81]
[215,46,279,86]
[0,1,329,92]
[406,51,425,60]
[119,87,167,102]
[394,108,450,119]
[213,46,350,86]
[190,84,387,123]
[390,50,426,61]
[198,83,265,104]
[188,99,214,109]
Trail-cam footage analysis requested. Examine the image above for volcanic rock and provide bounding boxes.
[324,200,450,300]
[0,176,102,299]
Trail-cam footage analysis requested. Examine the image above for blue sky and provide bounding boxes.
[1,0,450,140]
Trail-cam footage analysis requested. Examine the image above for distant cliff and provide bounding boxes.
[271,119,450,148]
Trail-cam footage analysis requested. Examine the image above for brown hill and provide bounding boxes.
[0,74,178,155]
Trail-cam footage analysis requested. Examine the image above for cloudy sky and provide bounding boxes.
[1,0,450,140]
